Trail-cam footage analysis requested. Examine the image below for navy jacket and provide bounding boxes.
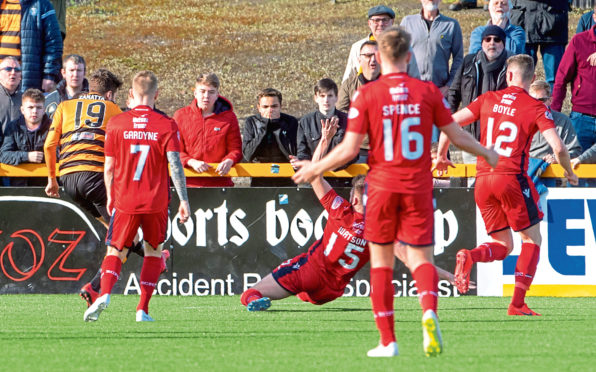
[0,114,51,165]
[20,0,64,91]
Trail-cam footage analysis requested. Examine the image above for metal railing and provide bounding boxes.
[1,163,595,178]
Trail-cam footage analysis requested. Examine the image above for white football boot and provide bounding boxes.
[367,341,399,357]
[84,294,110,322]
[136,310,155,322]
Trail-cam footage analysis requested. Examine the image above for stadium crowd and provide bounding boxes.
[0,0,594,188]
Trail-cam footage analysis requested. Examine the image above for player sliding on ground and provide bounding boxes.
[241,118,462,312]
[293,26,498,358]
[84,71,190,322]
[241,117,368,311]
[435,54,578,316]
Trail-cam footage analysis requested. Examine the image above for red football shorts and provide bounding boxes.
[475,173,543,234]
[106,209,169,250]
[272,251,344,305]
[363,185,434,246]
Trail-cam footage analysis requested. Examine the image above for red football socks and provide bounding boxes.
[370,267,395,346]
[99,255,122,296]
[470,242,509,263]
[512,243,540,307]
[412,262,438,313]
[240,288,263,306]
[137,256,161,313]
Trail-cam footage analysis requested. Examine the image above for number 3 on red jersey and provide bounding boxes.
[486,117,518,157]
[382,117,423,161]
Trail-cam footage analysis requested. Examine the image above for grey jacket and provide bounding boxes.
[0,85,22,146]
[530,110,581,160]
[400,12,464,87]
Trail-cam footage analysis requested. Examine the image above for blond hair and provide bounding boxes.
[507,54,535,83]
[376,26,411,64]
[132,70,158,96]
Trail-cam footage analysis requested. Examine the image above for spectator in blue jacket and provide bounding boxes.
[469,0,525,55]
[0,88,50,186]
[577,6,595,34]
[19,0,63,92]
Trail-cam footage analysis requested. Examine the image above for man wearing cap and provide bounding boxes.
[448,25,511,164]
[342,5,419,82]
[400,0,464,98]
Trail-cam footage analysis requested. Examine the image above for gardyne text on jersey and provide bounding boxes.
[123,130,159,141]
[382,103,421,116]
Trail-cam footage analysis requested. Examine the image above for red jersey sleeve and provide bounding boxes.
[164,120,181,153]
[346,89,369,134]
[536,106,556,133]
[431,84,455,128]
[319,189,351,217]
[465,95,484,122]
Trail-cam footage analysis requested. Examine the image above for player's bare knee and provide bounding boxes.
[519,225,542,246]
[143,241,162,257]
[106,246,127,262]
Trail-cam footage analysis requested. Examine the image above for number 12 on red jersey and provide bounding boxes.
[486,117,518,157]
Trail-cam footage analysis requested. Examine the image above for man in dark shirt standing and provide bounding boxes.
[242,88,297,186]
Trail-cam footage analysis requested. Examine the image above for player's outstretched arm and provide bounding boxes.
[298,117,338,199]
[441,122,499,169]
[167,151,190,223]
[542,128,579,186]
[292,131,363,184]
[451,107,477,127]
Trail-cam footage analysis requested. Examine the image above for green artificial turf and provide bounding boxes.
[0,295,593,371]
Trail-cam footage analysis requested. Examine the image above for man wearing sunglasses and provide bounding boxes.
[0,0,63,92]
[0,57,22,140]
[448,25,511,166]
[0,57,22,186]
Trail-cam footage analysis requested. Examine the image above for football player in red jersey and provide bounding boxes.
[84,71,190,323]
[293,26,498,357]
[436,55,578,316]
[241,117,368,311]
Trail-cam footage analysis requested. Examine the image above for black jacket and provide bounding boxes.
[45,78,90,119]
[297,109,357,168]
[510,0,569,45]
[448,50,509,140]
[297,110,346,159]
[0,114,51,165]
[242,113,298,162]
